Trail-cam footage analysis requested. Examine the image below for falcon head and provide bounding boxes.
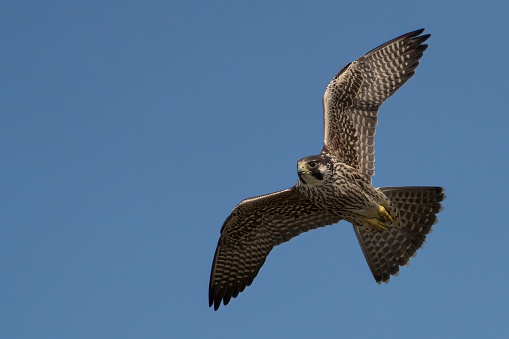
[297,155,332,186]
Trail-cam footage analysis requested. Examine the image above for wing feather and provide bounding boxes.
[209,188,341,310]
[323,29,430,180]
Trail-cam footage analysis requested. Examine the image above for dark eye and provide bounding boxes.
[309,161,317,168]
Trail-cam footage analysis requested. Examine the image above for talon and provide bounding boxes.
[365,217,388,231]
[378,205,393,223]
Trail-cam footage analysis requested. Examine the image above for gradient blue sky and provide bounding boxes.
[2,1,509,338]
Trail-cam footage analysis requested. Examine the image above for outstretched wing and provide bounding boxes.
[323,29,430,180]
[209,188,341,310]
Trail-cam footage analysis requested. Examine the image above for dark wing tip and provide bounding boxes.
[208,280,219,310]
[209,279,227,310]
[209,283,227,311]
[411,28,425,36]
[405,28,426,37]
[211,297,221,311]
[208,238,225,310]
[417,33,431,42]
[362,28,430,57]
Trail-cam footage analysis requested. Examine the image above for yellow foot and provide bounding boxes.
[365,217,388,231]
[378,205,393,223]
[365,205,393,231]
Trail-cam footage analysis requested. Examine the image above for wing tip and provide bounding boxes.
[409,27,425,36]
[407,28,430,40]
[362,28,430,57]
[209,287,228,311]
[208,287,221,310]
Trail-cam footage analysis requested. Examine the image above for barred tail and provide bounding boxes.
[354,186,445,283]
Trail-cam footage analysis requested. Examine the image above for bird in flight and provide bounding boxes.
[209,29,445,310]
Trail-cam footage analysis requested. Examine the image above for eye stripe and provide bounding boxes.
[311,171,323,180]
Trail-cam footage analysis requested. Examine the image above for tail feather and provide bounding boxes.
[354,186,445,283]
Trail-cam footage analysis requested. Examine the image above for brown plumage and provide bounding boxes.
[209,29,445,310]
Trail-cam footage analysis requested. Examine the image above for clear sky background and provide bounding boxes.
[2,1,509,338]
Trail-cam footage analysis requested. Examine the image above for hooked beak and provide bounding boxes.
[297,162,307,177]
[297,162,309,183]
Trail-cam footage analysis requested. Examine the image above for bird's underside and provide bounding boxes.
[209,29,445,310]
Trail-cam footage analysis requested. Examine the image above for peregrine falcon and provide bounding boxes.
[209,29,445,310]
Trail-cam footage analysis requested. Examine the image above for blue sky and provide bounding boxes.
[2,1,509,338]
